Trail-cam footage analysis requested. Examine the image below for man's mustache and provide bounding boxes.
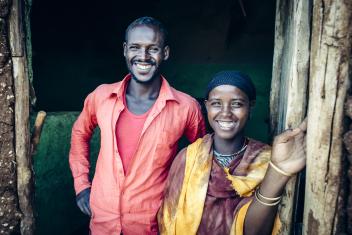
[132,59,156,66]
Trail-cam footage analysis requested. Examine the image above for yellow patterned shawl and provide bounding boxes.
[159,134,280,235]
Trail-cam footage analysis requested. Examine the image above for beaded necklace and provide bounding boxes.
[213,139,248,168]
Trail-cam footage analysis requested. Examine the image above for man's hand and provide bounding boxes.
[271,119,307,175]
[76,187,91,216]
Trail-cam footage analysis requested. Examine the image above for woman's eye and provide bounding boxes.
[231,102,243,108]
[211,102,221,107]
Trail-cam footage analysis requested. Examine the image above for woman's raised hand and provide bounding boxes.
[271,119,307,176]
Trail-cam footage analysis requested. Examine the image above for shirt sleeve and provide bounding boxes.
[184,99,206,142]
[69,90,98,195]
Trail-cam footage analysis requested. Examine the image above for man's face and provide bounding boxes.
[123,25,169,83]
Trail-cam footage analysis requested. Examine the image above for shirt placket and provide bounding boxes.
[110,95,126,231]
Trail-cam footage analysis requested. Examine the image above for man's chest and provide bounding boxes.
[95,98,187,140]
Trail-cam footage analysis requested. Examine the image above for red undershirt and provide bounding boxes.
[116,93,151,173]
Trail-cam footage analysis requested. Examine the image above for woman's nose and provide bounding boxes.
[220,105,232,116]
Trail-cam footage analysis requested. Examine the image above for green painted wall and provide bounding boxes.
[33,113,99,235]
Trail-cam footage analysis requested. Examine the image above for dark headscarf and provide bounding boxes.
[205,71,256,101]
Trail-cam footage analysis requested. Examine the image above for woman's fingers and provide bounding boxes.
[275,128,301,144]
[275,119,307,144]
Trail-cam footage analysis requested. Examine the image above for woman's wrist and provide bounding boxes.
[259,165,291,198]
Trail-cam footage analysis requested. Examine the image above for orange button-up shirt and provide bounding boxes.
[69,74,206,235]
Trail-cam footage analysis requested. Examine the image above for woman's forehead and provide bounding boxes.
[208,85,249,99]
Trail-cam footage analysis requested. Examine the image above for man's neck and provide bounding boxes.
[126,75,162,101]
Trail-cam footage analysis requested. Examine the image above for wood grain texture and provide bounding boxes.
[303,0,352,234]
[270,0,310,233]
[0,0,22,234]
[9,0,34,234]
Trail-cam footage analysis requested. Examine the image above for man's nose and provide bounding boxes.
[138,48,150,60]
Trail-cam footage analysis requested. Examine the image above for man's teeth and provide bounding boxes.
[136,64,152,70]
[217,121,235,129]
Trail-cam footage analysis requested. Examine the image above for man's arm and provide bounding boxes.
[184,99,206,142]
[69,91,98,215]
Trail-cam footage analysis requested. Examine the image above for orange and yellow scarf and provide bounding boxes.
[159,135,280,235]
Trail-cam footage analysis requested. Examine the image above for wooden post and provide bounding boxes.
[303,0,352,234]
[9,0,34,234]
[270,0,311,233]
[0,0,22,234]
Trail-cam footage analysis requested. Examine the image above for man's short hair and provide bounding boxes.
[125,16,168,46]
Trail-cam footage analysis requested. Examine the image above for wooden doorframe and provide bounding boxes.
[270,0,352,234]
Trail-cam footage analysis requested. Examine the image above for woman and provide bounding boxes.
[158,71,306,235]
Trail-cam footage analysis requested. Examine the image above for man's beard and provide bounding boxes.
[130,71,161,84]
[128,59,160,84]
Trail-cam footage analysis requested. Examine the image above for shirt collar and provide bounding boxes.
[111,74,179,103]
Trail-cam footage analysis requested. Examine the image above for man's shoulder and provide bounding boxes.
[92,82,121,95]
[170,87,199,107]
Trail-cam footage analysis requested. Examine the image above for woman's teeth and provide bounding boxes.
[217,121,235,129]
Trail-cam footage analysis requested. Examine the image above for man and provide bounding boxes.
[69,16,206,235]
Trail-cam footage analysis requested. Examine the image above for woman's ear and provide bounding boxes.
[204,100,209,112]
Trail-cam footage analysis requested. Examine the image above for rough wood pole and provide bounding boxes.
[0,0,22,234]
[303,0,352,234]
[8,0,34,234]
[270,0,310,234]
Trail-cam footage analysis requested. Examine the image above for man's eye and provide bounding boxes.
[149,47,160,53]
[129,46,138,50]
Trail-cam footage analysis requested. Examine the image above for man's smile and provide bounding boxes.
[134,62,153,71]
[131,60,156,74]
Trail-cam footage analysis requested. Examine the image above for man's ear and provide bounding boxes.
[123,42,127,57]
[163,45,170,61]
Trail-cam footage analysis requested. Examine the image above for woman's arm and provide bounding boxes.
[244,120,307,235]
[158,148,187,231]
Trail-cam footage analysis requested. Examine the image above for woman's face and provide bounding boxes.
[205,85,250,140]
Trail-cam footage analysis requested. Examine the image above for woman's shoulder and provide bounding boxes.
[243,138,271,163]
[247,138,271,150]
[186,134,213,152]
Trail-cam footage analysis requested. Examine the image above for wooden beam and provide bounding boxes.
[270,0,311,233]
[0,0,22,233]
[9,0,34,234]
[303,0,352,234]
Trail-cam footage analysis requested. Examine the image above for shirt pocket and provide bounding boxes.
[154,129,179,167]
